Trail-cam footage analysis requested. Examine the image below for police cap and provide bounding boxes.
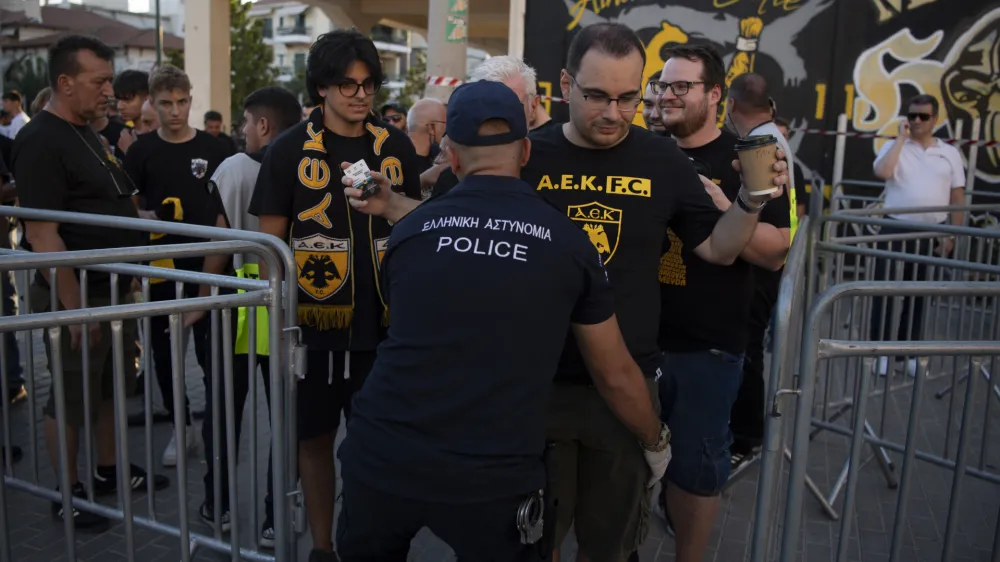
[445,81,528,147]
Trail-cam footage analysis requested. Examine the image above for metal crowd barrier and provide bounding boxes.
[0,206,301,562]
[751,201,1000,562]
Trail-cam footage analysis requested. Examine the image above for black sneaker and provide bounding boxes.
[51,482,110,530]
[199,501,232,533]
[1,445,22,466]
[730,447,761,475]
[260,515,275,548]
[8,385,26,406]
[93,463,170,496]
[309,548,340,562]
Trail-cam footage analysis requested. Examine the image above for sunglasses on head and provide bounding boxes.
[907,112,932,122]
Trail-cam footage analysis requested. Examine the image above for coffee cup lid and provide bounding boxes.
[735,134,777,150]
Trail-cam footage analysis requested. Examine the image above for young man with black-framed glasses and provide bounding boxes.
[248,29,422,562]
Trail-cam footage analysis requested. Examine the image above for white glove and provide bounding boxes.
[640,423,672,488]
[643,445,671,489]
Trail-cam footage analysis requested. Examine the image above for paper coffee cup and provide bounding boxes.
[734,134,779,196]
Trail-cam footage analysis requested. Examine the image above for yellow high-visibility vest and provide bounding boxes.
[235,263,270,356]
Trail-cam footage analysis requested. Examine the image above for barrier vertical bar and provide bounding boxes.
[941,358,980,561]
[0,270,12,472]
[79,270,94,502]
[887,357,930,562]
[170,310,192,562]
[211,286,223,539]
[110,273,137,562]
[992,498,1000,562]
[779,303,821,562]
[49,269,77,561]
[0,443,9,562]
[835,368,874,562]
[831,114,848,192]
[0,265,10,562]
[142,278,155,518]
[221,307,241,561]
[247,306,259,548]
[268,278,290,562]
[23,269,37,484]
[963,119,981,222]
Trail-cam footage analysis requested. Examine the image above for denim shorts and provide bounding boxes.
[658,349,744,497]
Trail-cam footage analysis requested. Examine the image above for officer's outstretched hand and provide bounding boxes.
[644,443,671,489]
[340,161,392,217]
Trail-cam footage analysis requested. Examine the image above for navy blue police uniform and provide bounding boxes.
[336,81,616,561]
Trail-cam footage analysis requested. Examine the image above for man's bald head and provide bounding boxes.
[447,119,527,179]
[728,73,772,117]
[407,98,446,130]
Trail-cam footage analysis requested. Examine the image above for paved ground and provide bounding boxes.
[2,299,999,562]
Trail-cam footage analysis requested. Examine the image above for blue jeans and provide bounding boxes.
[658,350,744,497]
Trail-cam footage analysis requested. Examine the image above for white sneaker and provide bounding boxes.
[161,427,198,467]
[874,357,890,376]
[906,359,919,378]
[162,433,178,467]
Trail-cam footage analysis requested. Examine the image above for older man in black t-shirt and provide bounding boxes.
[12,35,168,530]
[337,79,669,562]
[653,46,792,560]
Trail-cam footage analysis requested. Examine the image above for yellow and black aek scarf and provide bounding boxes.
[290,107,393,331]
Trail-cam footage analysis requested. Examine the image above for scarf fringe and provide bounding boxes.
[298,305,354,330]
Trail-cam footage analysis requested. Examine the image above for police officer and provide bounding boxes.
[335,80,670,561]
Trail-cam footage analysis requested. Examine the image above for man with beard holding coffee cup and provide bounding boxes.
[652,46,791,562]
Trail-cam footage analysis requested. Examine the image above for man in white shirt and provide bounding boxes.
[870,94,966,375]
[1,91,30,139]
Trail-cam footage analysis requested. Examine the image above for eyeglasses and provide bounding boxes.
[650,80,705,97]
[570,76,642,112]
[384,114,404,123]
[907,112,932,122]
[337,79,380,97]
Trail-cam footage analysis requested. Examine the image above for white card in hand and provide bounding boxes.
[344,160,371,183]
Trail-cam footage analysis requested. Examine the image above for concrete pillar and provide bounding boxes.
[184,0,230,129]
[507,0,525,58]
[425,0,467,103]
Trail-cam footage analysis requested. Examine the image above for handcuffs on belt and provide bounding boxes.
[516,489,545,545]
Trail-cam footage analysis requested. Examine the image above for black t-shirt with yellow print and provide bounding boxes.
[249,116,422,352]
[659,129,791,355]
[523,123,721,382]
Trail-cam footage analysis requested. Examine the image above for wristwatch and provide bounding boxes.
[641,423,671,453]
[736,189,766,215]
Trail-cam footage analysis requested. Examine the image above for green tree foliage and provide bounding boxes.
[164,49,185,70]
[4,57,48,115]
[398,50,427,105]
[229,0,276,127]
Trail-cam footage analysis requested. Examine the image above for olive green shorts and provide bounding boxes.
[545,380,658,562]
[32,284,138,428]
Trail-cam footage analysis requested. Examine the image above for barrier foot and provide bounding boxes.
[785,448,840,520]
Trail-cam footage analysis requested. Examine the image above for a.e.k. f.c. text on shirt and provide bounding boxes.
[522,124,721,381]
